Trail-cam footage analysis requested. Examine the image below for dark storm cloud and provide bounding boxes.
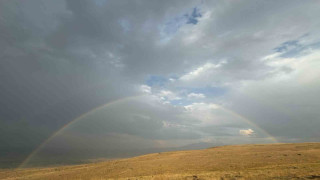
[0,0,201,167]
[1,0,320,167]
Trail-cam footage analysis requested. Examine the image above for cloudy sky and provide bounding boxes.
[1,0,320,167]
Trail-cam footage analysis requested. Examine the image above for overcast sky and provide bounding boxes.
[1,0,320,167]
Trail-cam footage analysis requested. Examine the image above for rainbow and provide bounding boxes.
[214,104,279,143]
[18,95,144,168]
[18,95,279,168]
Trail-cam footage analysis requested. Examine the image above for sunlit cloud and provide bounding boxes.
[239,129,255,136]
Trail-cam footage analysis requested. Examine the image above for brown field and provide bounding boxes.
[1,143,320,180]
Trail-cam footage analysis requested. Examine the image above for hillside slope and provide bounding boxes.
[1,143,320,180]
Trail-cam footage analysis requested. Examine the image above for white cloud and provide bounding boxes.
[184,102,218,112]
[158,90,181,101]
[265,49,320,84]
[169,78,176,82]
[226,49,320,140]
[180,62,225,81]
[239,129,254,136]
[140,85,152,94]
[184,102,239,126]
[187,92,205,99]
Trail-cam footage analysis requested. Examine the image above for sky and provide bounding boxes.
[1,0,320,167]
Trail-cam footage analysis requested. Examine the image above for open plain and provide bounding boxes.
[1,143,320,180]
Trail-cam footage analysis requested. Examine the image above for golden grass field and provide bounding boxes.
[1,143,320,180]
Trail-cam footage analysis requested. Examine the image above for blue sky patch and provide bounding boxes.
[274,40,300,53]
[163,16,187,35]
[273,33,320,58]
[162,7,202,36]
[274,38,320,58]
[169,99,189,106]
[169,86,227,106]
[146,75,168,87]
[186,7,202,25]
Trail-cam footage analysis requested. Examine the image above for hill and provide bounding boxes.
[1,143,320,179]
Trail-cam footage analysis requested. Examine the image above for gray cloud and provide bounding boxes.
[1,0,320,167]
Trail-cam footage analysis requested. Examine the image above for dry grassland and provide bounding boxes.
[1,143,320,180]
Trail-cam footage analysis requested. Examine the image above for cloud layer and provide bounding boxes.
[1,0,320,167]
